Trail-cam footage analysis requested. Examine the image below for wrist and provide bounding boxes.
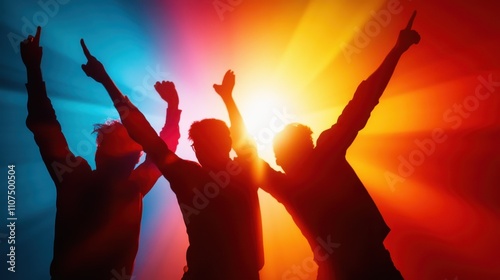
[393,43,408,54]
[100,73,113,85]
[27,67,43,83]
[221,95,234,102]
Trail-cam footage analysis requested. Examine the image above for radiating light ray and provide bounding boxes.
[274,0,386,94]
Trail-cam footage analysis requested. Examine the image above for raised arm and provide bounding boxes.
[131,81,183,195]
[317,12,420,153]
[212,70,291,197]
[80,39,178,168]
[365,11,420,96]
[23,27,85,185]
[155,81,182,149]
[213,70,255,157]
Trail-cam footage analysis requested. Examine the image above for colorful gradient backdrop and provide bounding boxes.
[1,0,499,279]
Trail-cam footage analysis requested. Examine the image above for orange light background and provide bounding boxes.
[137,1,499,279]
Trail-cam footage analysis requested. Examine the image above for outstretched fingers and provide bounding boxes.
[154,81,161,91]
[222,69,235,87]
[224,69,235,80]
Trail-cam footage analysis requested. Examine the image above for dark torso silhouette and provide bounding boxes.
[160,157,263,280]
[49,166,142,280]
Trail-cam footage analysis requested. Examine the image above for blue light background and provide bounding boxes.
[1,1,182,279]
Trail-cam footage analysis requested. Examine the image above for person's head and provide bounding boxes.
[94,120,143,175]
[188,119,232,168]
[273,123,314,174]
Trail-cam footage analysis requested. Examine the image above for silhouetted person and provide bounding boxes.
[21,27,181,280]
[218,13,421,280]
[80,40,264,279]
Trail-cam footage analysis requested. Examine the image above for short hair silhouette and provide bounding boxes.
[273,123,314,150]
[93,120,143,169]
[93,121,142,154]
[273,123,314,170]
[188,118,232,154]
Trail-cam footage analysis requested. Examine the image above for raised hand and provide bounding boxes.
[20,26,42,69]
[80,39,109,83]
[395,11,421,52]
[154,81,179,108]
[213,70,235,100]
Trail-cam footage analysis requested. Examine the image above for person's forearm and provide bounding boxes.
[330,46,405,147]
[100,75,126,103]
[135,155,163,195]
[99,75,170,161]
[25,72,73,175]
[222,96,246,147]
[25,65,48,122]
[26,76,53,123]
[159,107,181,152]
[27,66,43,84]
[365,46,405,100]
[25,65,50,125]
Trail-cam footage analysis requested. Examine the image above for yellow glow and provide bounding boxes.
[240,93,281,133]
[258,190,315,280]
[275,0,386,93]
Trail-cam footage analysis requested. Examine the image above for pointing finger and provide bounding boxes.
[34,26,41,45]
[80,39,92,59]
[405,11,417,30]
